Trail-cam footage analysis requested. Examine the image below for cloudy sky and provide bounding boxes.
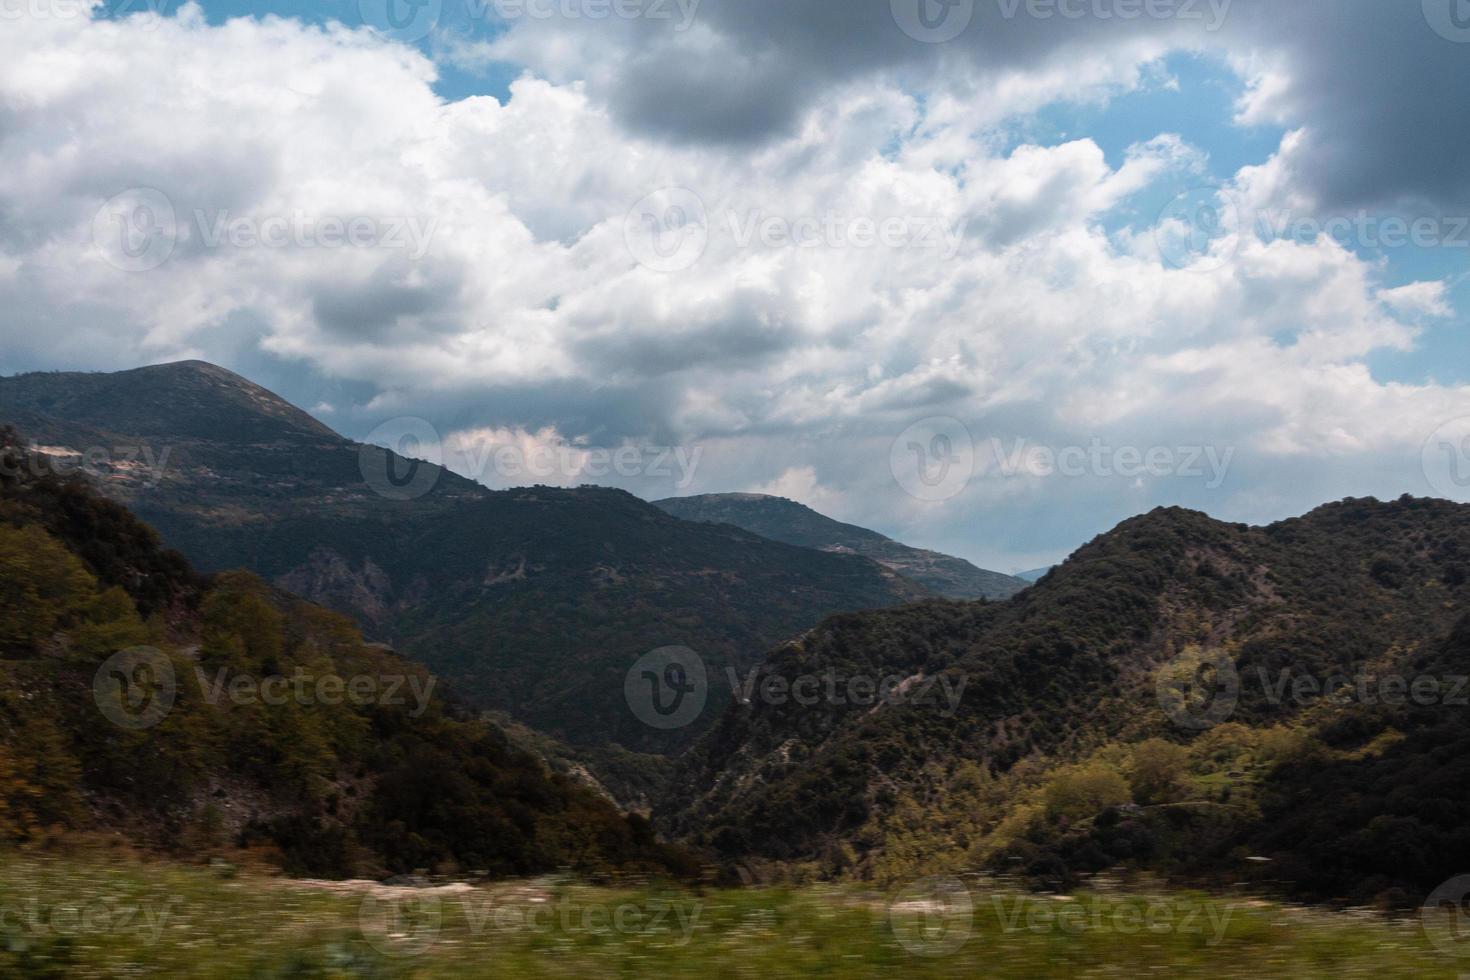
[3,0,1470,573]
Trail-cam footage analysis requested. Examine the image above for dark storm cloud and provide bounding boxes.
[1227,0,1470,210]
[311,269,460,340]
[571,297,805,378]
[591,0,1190,143]
[527,0,1470,210]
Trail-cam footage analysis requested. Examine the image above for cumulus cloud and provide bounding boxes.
[465,0,1470,212]
[0,1,1466,572]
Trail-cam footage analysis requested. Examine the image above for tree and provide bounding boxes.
[1127,739,1189,805]
[0,524,96,653]
[1042,762,1130,822]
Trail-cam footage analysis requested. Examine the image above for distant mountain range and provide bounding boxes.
[1014,566,1053,583]
[10,360,1469,907]
[653,493,1028,601]
[0,361,927,751]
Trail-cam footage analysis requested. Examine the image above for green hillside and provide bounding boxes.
[0,429,693,880]
[666,497,1470,905]
[0,363,927,752]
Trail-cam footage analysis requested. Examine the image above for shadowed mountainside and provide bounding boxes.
[0,362,929,752]
[653,493,1028,600]
[665,496,1470,904]
[0,430,695,879]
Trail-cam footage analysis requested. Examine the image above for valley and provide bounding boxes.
[2,363,1469,973]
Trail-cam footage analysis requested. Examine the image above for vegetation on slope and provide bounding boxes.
[0,429,694,880]
[667,497,1470,905]
[0,363,927,752]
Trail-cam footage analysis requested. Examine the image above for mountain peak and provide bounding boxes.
[0,359,339,443]
[139,358,250,382]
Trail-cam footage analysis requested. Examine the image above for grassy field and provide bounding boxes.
[0,851,1464,978]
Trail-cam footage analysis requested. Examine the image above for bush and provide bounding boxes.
[1127,739,1189,805]
[1042,763,1130,823]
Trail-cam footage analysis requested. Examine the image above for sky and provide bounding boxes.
[3,0,1470,574]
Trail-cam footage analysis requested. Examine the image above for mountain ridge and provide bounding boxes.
[653,492,1028,600]
[0,361,929,752]
[662,493,1470,903]
[2,360,340,443]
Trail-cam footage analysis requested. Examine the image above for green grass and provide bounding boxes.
[0,852,1463,978]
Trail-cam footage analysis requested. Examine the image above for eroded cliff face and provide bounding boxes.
[275,547,400,632]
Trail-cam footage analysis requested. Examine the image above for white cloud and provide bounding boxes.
[0,4,1466,573]
[748,466,848,517]
[1380,281,1454,319]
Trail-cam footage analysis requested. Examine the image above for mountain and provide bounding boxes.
[663,496,1470,905]
[0,360,340,446]
[652,493,1028,600]
[1015,566,1053,583]
[0,430,694,879]
[0,362,927,752]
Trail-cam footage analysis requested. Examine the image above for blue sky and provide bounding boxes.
[98,2,1470,367]
[5,0,1470,573]
[157,0,1468,388]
